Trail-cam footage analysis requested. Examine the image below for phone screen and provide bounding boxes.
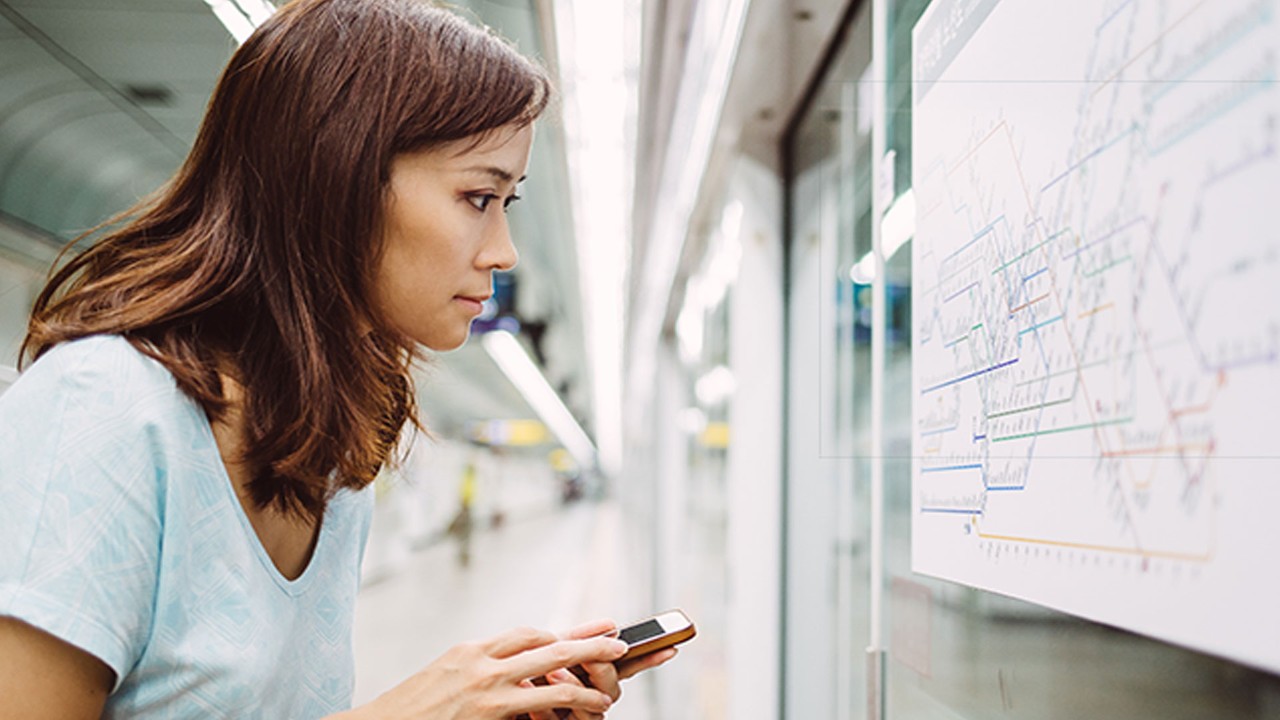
[617,619,664,645]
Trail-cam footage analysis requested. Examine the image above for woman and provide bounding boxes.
[0,0,671,717]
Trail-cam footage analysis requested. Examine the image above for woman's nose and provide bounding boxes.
[481,218,519,272]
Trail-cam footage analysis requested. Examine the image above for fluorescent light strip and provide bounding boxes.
[204,0,276,44]
[553,0,637,478]
[204,0,255,43]
[482,331,598,470]
[233,0,275,26]
[629,0,752,409]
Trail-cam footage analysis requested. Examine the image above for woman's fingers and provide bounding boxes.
[539,669,590,720]
[483,677,610,719]
[560,618,617,641]
[543,665,617,720]
[617,647,678,680]
[554,618,622,707]
[516,680,612,717]
[483,626,560,659]
[504,636,628,682]
[576,659,621,701]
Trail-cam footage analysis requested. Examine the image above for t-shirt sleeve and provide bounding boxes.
[0,339,169,690]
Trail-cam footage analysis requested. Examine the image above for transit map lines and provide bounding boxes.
[911,0,1280,672]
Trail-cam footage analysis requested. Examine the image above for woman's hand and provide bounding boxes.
[339,626,628,720]
[520,619,681,720]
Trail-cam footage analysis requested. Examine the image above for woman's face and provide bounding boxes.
[375,123,533,351]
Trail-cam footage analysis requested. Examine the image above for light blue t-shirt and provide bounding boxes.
[0,335,375,719]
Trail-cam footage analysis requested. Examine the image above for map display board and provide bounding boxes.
[911,0,1280,671]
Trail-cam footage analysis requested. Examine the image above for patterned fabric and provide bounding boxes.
[0,335,374,719]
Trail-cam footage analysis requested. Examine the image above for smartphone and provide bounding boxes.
[613,609,696,662]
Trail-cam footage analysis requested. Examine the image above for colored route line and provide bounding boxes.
[1078,302,1115,319]
[938,252,986,286]
[944,281,979,303]
[947,122,1008,176]
[1101,443,1214,458]
[1042,124,1138,191]
[1146,0,1271,105]
[1149,68,1276,156]
[995,117,1145,538]
[1009,292,1049,315]
[986,395,1072,420]
[921,358,1019,395]
[1012,345,1169,387]
[991,416,1132,443]
[1063,217,1146,260]
[992,229,1071,275]
[1022,266,1049,282]
[1084,255,1132,278]
[919,423,959,437]
[921,463,983,473]
[1096,0,1133,33]
[913,2,1265,564]
[1091,0,1209,98]
[1019,314,1064,337]
[942,215,1005,267]
[1171,376,1224,418]
[944,322,986,348]
[973,527,1212,563]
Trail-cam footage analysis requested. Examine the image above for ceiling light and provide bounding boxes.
[482,331,598,471]
[694,365,736,406]
[881,189,916,261]
[553,0,637,479]
[203,0,255,43]
[233,0,275,26]
[850,251,877,284]
[204,0,276,44]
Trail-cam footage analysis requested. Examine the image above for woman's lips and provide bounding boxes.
[454,295,489,314]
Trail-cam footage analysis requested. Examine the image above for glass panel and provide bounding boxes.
[785,4,873,718]
[880,0,1280,717]
[885,0,931,198]
[795,0,1280,716]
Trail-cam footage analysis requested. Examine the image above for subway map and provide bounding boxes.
[911,0,1280,671]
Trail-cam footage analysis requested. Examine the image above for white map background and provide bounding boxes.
[911,0,1280,672]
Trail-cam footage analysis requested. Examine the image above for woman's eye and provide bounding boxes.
[467,193,522,213]
[467,194,499,212]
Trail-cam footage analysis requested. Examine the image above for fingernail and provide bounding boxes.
[610,639,629,654]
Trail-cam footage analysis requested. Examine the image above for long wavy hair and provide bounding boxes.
[21,0,551,520]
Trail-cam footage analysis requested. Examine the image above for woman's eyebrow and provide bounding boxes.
[462,166,527,184]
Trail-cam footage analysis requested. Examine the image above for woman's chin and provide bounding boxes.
[419,327,471,353]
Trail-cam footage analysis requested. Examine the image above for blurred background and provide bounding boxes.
[2,1,1280,719]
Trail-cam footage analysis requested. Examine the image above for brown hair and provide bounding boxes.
[21,0,552,519]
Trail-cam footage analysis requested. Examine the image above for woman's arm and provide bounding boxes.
[0,617,113,720]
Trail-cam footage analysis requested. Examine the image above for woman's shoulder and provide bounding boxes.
[37,333,160,368]
[21,334,177,391]
[3,334,195,426]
